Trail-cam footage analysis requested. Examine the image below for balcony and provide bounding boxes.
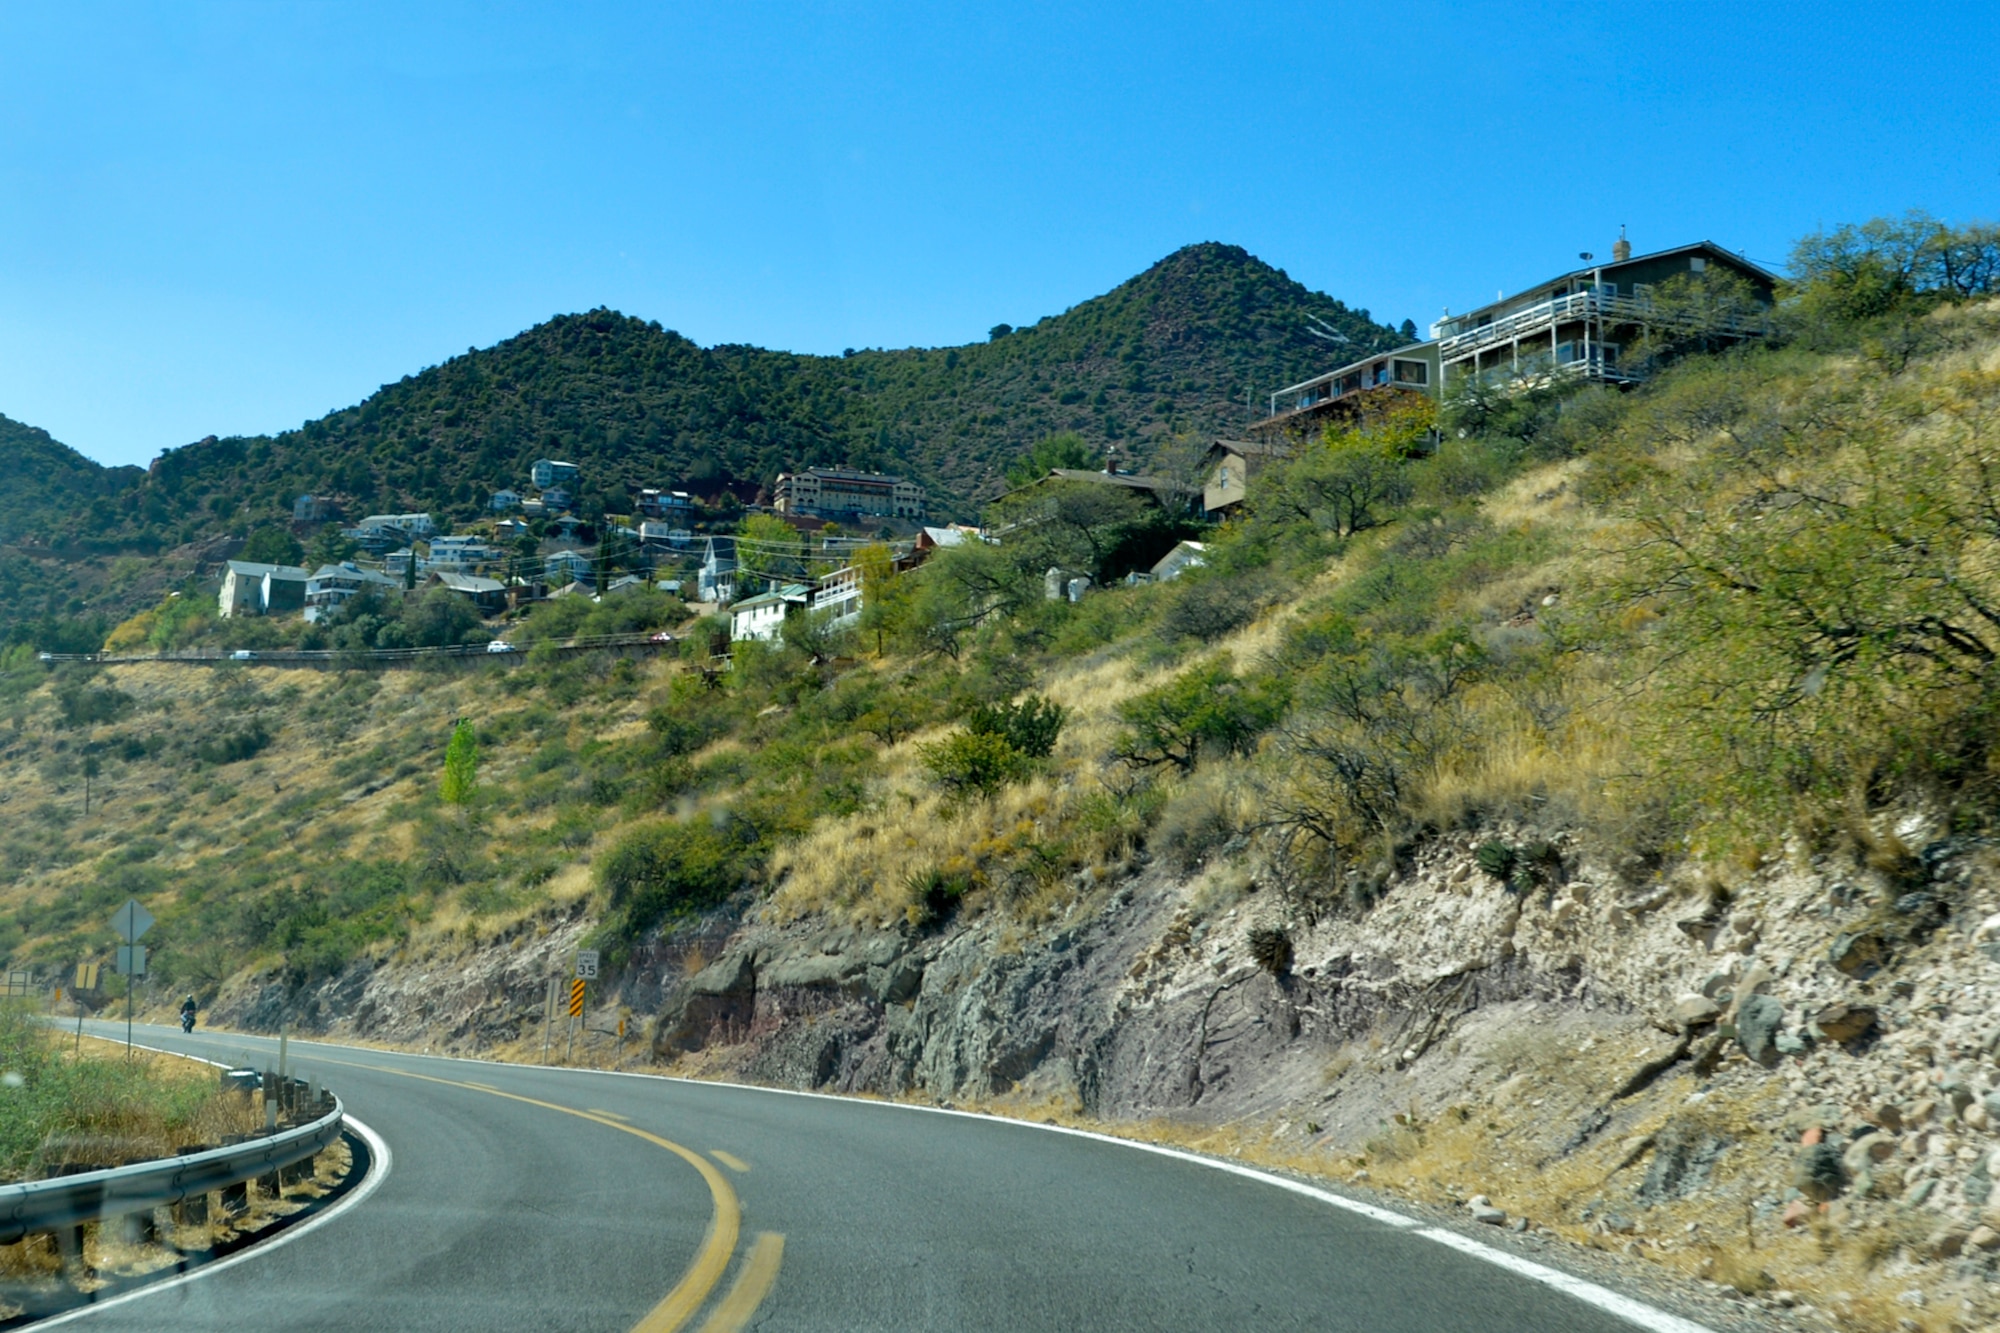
[1437,290,1767,361]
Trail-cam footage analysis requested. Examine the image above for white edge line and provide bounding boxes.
[115,1025,1717,1333]
[28,1091,392,1328]
[1417,1228,1719,1333]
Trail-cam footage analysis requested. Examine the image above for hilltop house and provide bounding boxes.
[219,561,311,618]
[531,459,581,491]
[545,549,594,585]
[772,467,924,521]
[639,521,693,552]
[426,536,502,570]
[636,489,693,519]
[1431,236,1776,391]
[539,486,574,513]
[1201,438,1291,516]
[1251,341,1441,443]
[385,548,425,580]
[304,562,400,622]
[811,565,864,628]
[292,494,340,524]
[729,582,812,644]
[490,488,522,512]
[1002,465,1198,515]
[424,571,507,614]
[345,513,437,554]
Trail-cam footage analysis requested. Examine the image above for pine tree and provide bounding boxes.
[441,720,478,804]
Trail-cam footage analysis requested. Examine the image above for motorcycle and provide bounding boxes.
[180,1010,196,1034]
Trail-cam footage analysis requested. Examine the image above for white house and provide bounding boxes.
[219,561,310,618]
[728,583,811,643]
[490,489,522,512]
[426,536,502,569]
[811,565,864,628]
[545,549,594,585]
[532,459,580,491]
[1151,540,1208,582]
[304,562,401,622]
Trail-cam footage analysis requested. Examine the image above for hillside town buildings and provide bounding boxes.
[771,468,924,521]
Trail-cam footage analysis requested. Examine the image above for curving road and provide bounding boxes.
[48,1021,1711,1333]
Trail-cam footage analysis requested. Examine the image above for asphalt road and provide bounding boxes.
[48,1021,1701,1333]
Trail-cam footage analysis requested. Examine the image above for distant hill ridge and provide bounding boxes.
[7,243,1400,544]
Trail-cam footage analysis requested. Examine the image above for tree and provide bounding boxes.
[736,512,809,585]
[919,729,1028,799]
[966,695,1066,758]
[1256,424,1413,538]
[1784,211,2000,332]
[305,525,358,570]
[1004,432,1099,488]
[403,587,483,648]
[441,720,479,805]
[1624,269,1770,370]
[1116,659,1287,772]
[241,526,302,566]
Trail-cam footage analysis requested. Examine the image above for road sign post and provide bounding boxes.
[72,962,98,1053]
[565,978,585,1062]
[110,899,154,1056]
[540,977,557,1063]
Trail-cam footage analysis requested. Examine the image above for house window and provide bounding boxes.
[1392,359,1428,385]
[1373,363,1391,386]
[1689,257,1707,272]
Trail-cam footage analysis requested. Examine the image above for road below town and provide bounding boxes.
[51,1021,1703,1332]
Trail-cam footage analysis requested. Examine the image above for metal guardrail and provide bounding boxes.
[0,1091,345,1244]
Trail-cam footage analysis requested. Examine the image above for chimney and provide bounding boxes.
[1612,225,1631,264]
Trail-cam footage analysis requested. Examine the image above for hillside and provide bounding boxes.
[10,216,2000,1328]
[0,243,1401,645]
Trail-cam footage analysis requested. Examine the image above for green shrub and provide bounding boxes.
[597,818,747,935]
[918,730,1028,799]
[1116,660,1287,772]
[965,694,1066,759]
[192,721,271,767]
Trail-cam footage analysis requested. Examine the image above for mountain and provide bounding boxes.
[0,243,1404,638]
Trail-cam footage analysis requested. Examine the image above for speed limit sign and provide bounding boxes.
[575,950,599,980]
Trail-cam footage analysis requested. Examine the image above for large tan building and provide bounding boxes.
[771,467,924,521]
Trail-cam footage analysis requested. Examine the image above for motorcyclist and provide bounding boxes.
[180,993,197,1032]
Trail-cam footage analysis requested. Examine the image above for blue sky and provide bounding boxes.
[1,2,1993,469]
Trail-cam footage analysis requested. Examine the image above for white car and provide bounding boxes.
[229,649,257,661]
[486,639,516,654]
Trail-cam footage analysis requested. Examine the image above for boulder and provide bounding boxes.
[1736,994,1786,1066]
[1842,1133,1896,1178]
[1829,930,1888,979]
[1672,994,1721,1027]
[1812,1002,1878,1043]
[1921,1227,1967,1260]
[1969,1225,2000,1252]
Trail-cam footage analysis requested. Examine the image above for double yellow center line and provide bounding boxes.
[319,1056,781,1331]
